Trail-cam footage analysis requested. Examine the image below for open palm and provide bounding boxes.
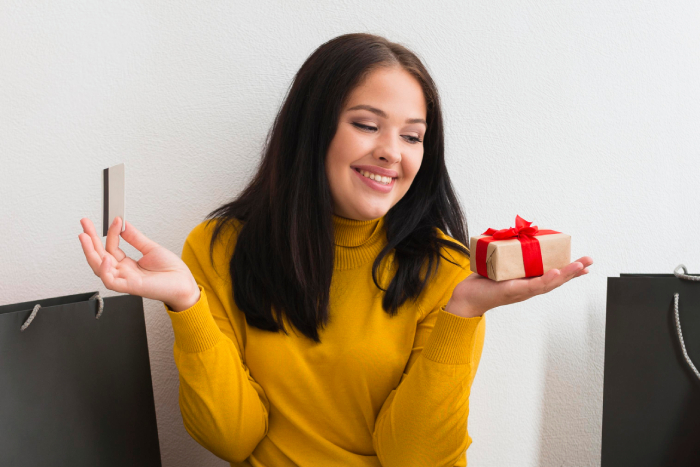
[449,256,594,317]
[78,216,198,307]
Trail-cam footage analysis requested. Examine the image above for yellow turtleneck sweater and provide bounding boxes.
[164,214,486,467]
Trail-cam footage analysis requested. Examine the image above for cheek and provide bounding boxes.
[326,146,353,187]
[325,140,341,178]
[402,155,423,184]
[327,130,356,167]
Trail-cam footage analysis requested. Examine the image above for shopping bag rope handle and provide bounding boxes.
[19,292,105,332]
[673,264,700,381]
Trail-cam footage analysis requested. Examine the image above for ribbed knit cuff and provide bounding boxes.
[422,305,483,365]
[164,285,224,353]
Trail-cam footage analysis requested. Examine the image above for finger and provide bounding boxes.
[78,232,102,275]
[550,262,586,288]
[539,263,582,293]
[562,261,585,276]
[105,217,127,262]
[540,268,565,293]
[514,269,559,297]
[574,256,593,268]
[556,262,584,284]
[120,220,159,256]
[80,218,106,258]
[514,262,587,298]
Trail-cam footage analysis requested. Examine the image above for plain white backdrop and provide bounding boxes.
[1,1,699,466]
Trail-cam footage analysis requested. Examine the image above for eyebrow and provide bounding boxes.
[347,104,427,126]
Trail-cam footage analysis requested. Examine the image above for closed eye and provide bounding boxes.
[351,122,422,144]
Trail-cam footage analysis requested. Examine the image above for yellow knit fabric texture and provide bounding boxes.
[164,214,486,467]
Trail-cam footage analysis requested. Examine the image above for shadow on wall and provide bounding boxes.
[536,296,605,466]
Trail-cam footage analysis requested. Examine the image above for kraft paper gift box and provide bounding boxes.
[469,215,571,281]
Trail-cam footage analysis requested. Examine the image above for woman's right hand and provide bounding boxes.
[78,216,200,312]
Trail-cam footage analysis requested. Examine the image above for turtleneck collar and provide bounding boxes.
[332,214,388,270]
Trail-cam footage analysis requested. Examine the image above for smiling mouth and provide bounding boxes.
[353,167,397,183]
[352,167,396,192]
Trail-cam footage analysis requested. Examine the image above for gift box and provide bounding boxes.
[469,215,571,281]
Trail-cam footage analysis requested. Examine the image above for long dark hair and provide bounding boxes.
[204,33,470,343]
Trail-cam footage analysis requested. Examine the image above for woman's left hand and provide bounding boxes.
[445,256,594,318]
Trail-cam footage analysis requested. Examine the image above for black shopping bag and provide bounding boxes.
[602,265,700,467]
[0,291,162,467]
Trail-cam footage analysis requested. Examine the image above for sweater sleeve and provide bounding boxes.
[372,260,486,467]
[163,223,270,463]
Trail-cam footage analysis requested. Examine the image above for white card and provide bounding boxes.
[102,163,126,237]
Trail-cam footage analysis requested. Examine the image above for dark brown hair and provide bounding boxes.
[204,33,470,343]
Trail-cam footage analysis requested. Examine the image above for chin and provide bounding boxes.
[357,204,391,220]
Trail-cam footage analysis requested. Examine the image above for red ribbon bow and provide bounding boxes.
[476,215,560,279]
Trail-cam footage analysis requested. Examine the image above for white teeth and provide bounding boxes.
[359,170,392,185]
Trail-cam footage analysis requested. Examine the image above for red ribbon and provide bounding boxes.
[475,215,560,279]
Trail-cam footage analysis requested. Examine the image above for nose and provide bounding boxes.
[373,132,402,165]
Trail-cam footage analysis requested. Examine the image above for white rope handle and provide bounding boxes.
[673,264,700,381]
[20,292,105,332]
[19,304,42,332]
[90,292,105,319]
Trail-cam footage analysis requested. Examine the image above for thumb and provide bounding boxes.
[120,221,159,256]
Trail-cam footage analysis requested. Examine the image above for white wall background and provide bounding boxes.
[1,1,699,466]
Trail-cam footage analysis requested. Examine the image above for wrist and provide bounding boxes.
[444,298,485,318]
[167,284,201,312]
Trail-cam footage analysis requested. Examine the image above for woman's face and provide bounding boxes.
[325,66,427,221]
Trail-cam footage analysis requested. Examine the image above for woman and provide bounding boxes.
[79,33,592,467]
